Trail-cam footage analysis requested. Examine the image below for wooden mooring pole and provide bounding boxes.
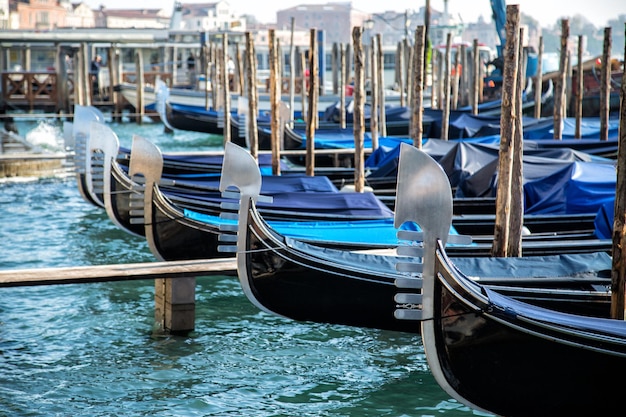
[491,4,521,258]
[610,23,626,320]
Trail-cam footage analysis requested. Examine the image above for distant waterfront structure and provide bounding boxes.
[276,3,369,45]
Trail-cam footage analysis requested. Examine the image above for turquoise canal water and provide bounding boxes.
[0,119,491,416]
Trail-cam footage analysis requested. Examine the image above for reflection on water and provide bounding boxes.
[0,121,486,416]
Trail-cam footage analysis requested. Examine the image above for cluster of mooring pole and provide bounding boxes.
[3,15,626,332]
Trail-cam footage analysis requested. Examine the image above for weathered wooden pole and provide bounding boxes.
[376,33,386,140]
[452,45,460,110]
[56,45,70,114]
[79,42,90,106]
[472,38,480,115]
[221,36,232,144]
[397,41,405,107]
[406,39,414,110]
[575,35,584,138]
[339,43,347,129]
[459,44,468,107]
[534,36,543,119]
[441,33,452,141]
[370,37,379,147]
[245,32,259,160]
[508,25,525,257]
[306,28,318,176]
[235,42,244,95]
[300,49,307,121]
[203,44,210,110]
[438,50,445,111]
[352,26,365,193]
[610,23,626,320]
[491,4,520,258]
[289,17,296,128]
[411,26,426,149]
[600,27,612,142]
[105,47,115,107]
[424,0,431,91]
[269,29,281,175]
[344,42,352,87]
[332,42,339,95]
[553,19,569,139]
[113,48,124,122]
[134,50,144,124]
[210,43,217,112]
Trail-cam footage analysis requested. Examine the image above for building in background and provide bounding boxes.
[169,1,245,32]
[276,2,369,45]
[94,7,170,29]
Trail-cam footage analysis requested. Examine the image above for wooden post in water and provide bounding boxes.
[352,26,365,193]
[411,26,426,149]
[339,43,346,129]
[600,27,612,142]
[472,38,480,115]
[203,44,210,110]
[405,39,414,111]
[376,33,386,141]
[114,48,124,122]
[508,26,525,257]
[269,29,281,175]
[245,32,259,159]
[300,49,307,122]
[575,35,584,138]
[553,19,569,139]
[452,44,460,110]
[80,42,90,106]
[154,277,195,335]
[441,33,452,141]
[56,45,70,115]
[222,35,232,144]
[289,17,296,129]
[397,42,404,107]
[534,36,543,119]
[369,37,379,147]
[610,23,626,320]
[459,44,468,107]
[491,4,520,258]
[332,42,339,95]
[134,50,145,124]
[305,28,318,176]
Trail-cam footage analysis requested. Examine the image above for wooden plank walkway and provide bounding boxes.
[0,259,237,287]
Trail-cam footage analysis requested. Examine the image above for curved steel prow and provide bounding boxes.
[219,141,262,200]
[219,142,274,315]
[155,79,175,132]
[129,135,165,260]
[393,144,480,411]
[73,105,106,207]
[393,143,456,322]
[394,143,453,248]
[89,121,120,208]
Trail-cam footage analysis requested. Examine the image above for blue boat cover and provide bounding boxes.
[184,209,456,247]
[168,188,394,218]
[170,173,340,194]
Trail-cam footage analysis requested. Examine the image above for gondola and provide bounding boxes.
[392,143,626,416]
[219,142,612,334]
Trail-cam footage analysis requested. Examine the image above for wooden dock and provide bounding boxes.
[0,258,237,287]
[0,258,238,334]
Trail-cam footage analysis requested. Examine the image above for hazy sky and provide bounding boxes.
[87,0,621,28]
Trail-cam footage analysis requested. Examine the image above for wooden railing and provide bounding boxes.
[1,71,59,110]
